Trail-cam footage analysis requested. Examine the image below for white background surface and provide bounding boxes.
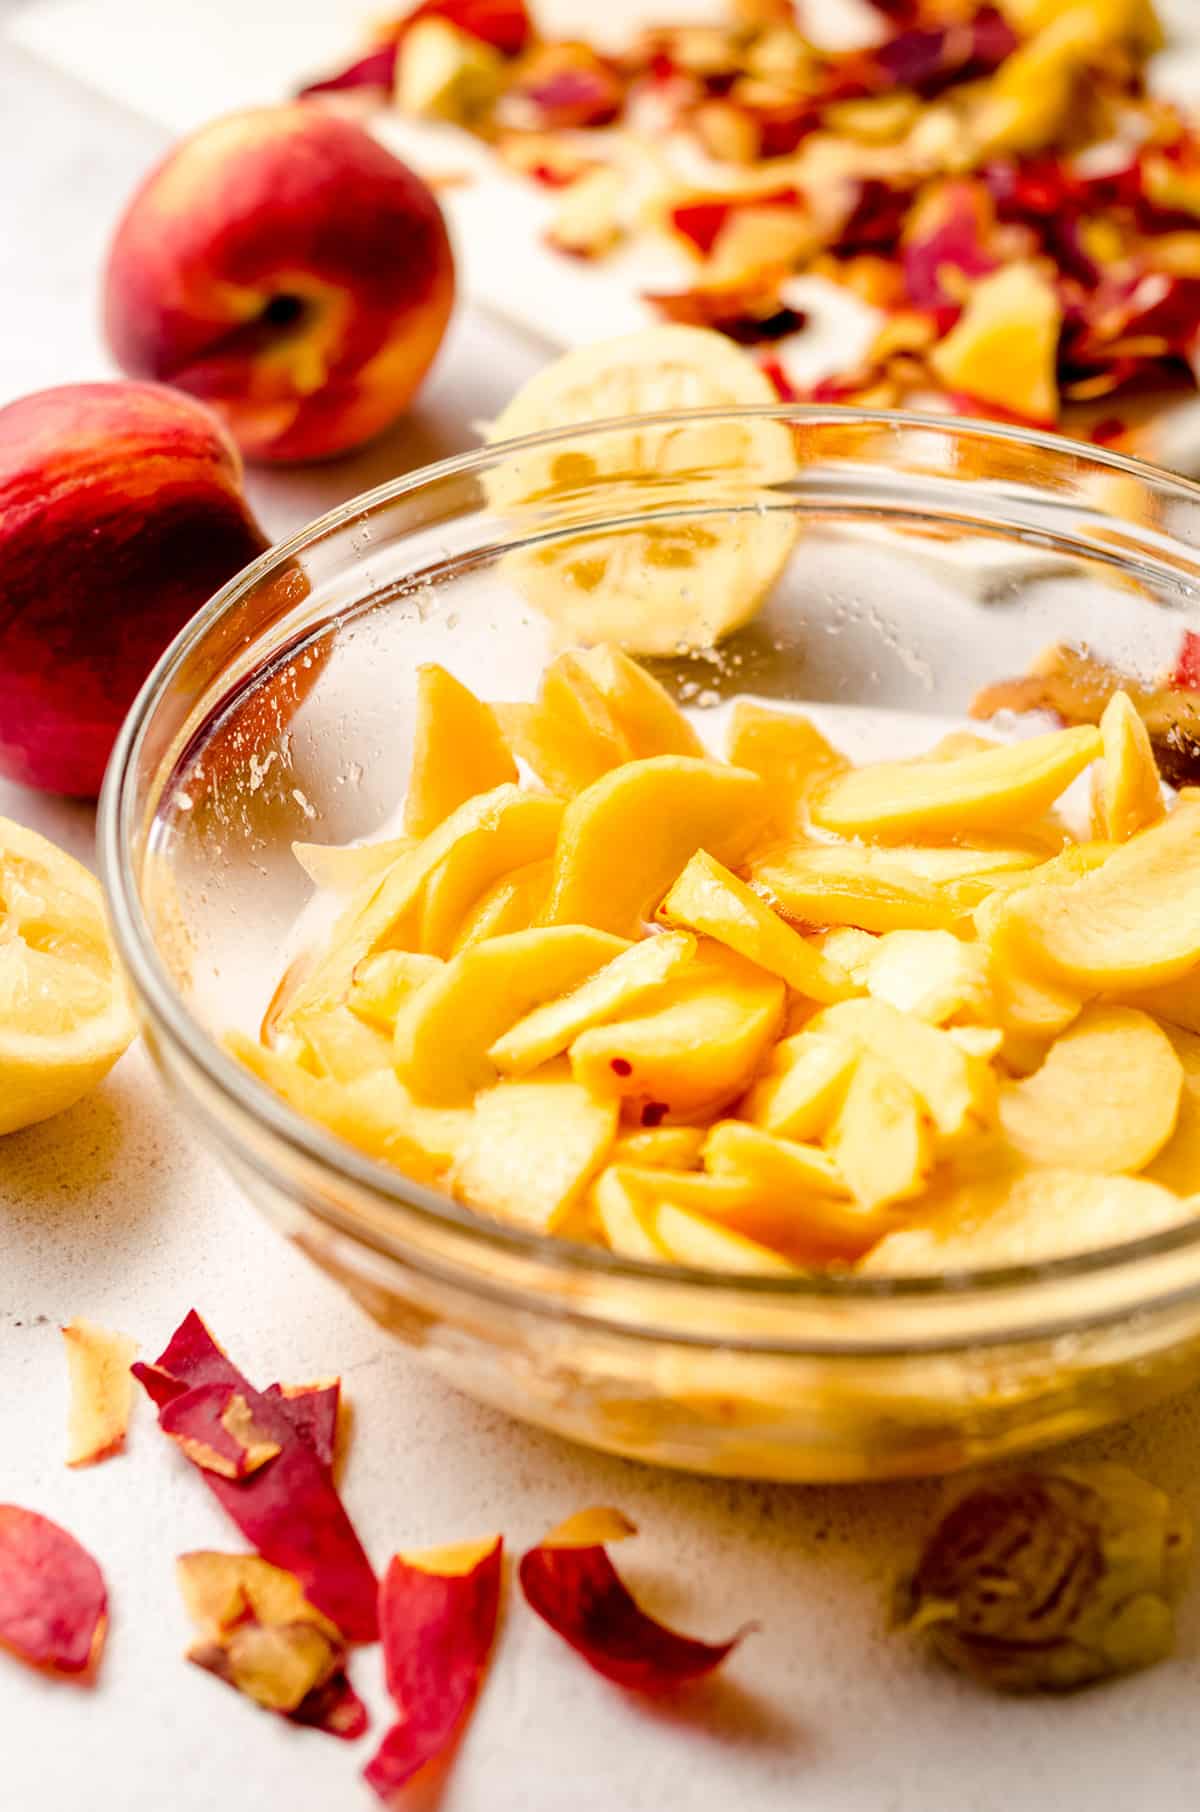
[5,4,1200,1809]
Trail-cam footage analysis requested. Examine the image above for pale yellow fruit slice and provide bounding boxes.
[593,1167,674,1260]
[752,846,960,934]
[998,1004,1182,1173]
[346,951,442,1032]
[449,1062,617,1232]
[284,786,563,1021]
[449,858,553,953]
[611,1126,705,1169]
[741,1031,858,1140]
[404,664,516,838]
[1093,690,1164,843]
[650,1201,801,1276]
[487,327,798,653]
[863,929,992,1026]
[725,701,846,823]
[294,1005,394,1082]
[572,646,704,759]
[929,263,1061,424]
[809,726,1100,840]
[541,755,771,938]
[615,1160,866,1266]
[229,1032,467,1183]
[826,1054,934,1211]
[394,925,628,1103]
[1005,801,1200,990]
[860,1167,1191,1275]
[659,850,854,1004]
[489,930,696,1076]
[495,652,634,796]
[292,837,416,895]
[703,1118,848,1196]
[809,997,994,1142]
[570,942,785,1121]
[1144,1027,1200,1195]
[813,927,878,985]
[0,817,135,1135]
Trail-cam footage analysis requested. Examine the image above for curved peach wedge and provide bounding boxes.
[489,930,696,1077]
[570,944,785,1121]
[1005,801,1200,990]
[999,1005,1182,1174]
[650,1202,800,1276]
[810,998,994,1142]
[541,756,771,937]
[573,646,703,760]
[826,1055,933,1212]
[449,1062,617,1232]
[809,725,1101,840]
[752,846,961,934]
[860,1168,1191,1275]
[283,785,564,1021]
[741,1032,858,1140]
[394,925,628,1102]
[449,857,553,952]
[1093,689,1164,843]
[404,665,516,838]
[658,850,854,1004]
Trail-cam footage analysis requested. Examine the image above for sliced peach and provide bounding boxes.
[929,263,1062,423]
[864,930,992,1025]
[998,1004,1182,1173]
[295,1005,394,1082]
[489,931,696,1077]
[449,858,553,953]
[658,851,854,1003]
[592,1167,674,1260]
[404,664,516,838]
[393,925,628,1102]
[347,950,442,1032]
[229,1031,467,1182]
[292,836,416,895]
[1094,690,1164,843]
[614,1161,861,1265]
[649,1202,800,1276]
[419,794,566,957]
[611,1126,705,1169]
[809,726,1100,840]
[813,927,878,984]
[741,1031,858,1140]
[725,700,845,820]
[541,756,771,937]
[284,786,563,1019]
[449,1062,617,1232]
[1005,801,1200,990]
[752,845,960,934]
[573,646,703,759]
[496,654,633,796]
[702,1119,846,1197]
[569,942,785,1121]
[860,1166,1191,1274]
[809,997,994,1141]
[1145,1026,1200,1194]
[826,1054,933,1211]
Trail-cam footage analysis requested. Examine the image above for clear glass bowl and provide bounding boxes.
[100,407,1200,1482]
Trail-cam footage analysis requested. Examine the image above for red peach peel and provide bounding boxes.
[365,1535,503,1801]
[519,1509,747,1691]
[0,1506,108,1678]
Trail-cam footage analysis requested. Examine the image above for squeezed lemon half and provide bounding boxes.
[0,817,135,1134]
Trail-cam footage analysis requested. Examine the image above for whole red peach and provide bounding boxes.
[0,382,268,797]
[103,105,456,464]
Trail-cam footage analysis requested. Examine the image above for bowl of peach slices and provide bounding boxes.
[101,327,1200,1481]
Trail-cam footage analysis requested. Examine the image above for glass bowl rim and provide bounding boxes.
[97,402,1200,1312]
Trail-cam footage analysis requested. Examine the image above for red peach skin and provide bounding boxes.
[0,381,268,797]
[103,106,456,464]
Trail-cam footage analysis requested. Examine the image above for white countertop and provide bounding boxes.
[5,7,1200,1810]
